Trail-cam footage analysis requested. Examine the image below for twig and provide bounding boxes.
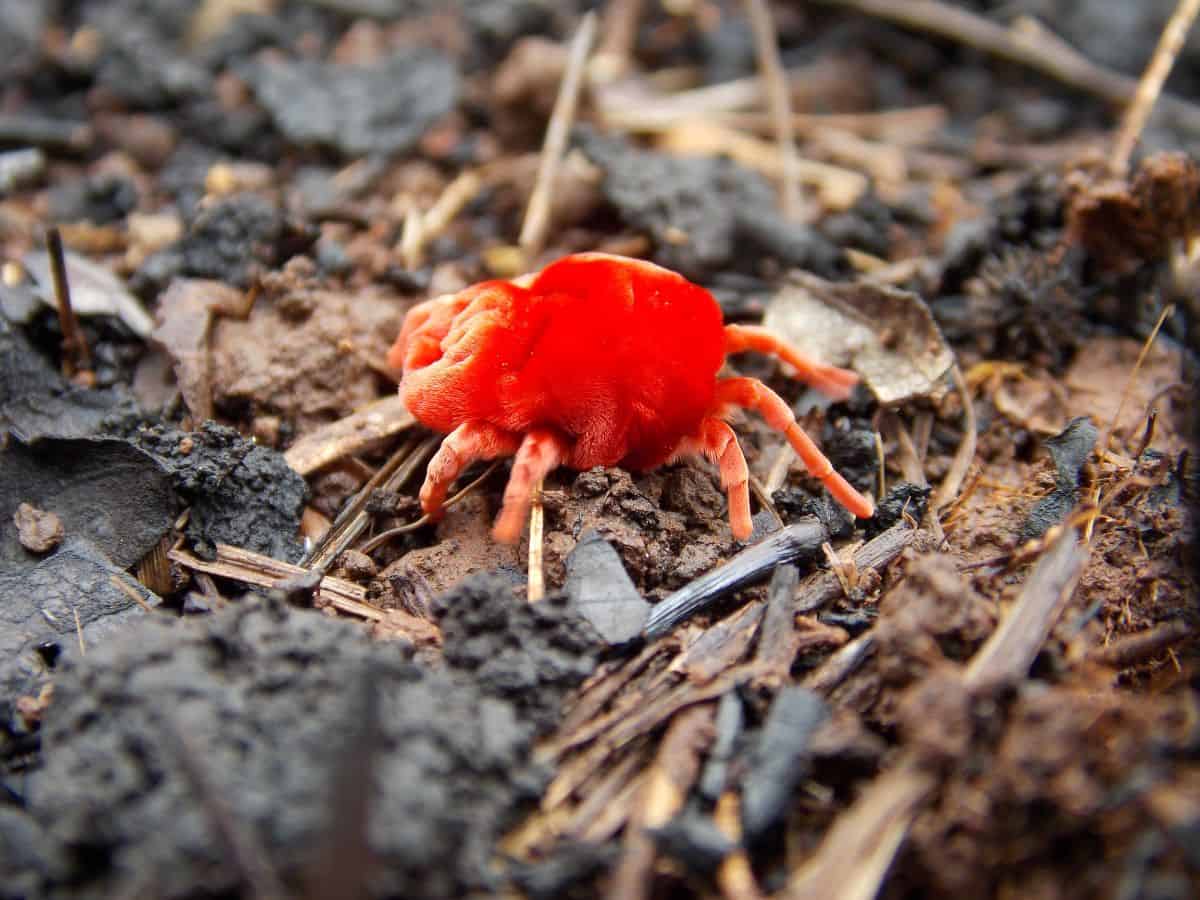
[813,0,1200,132]
[283,395,415,476]
[932,364,977,515]
[527,477,546,602]
[518,12,598,258]
[607,705,715,900]
[714,791,765,900]
[784,760,935,900]
[45,227,92,380]
[1087,304,1175,541]
[965,526,1089,689]
[743,0,803,219]
[302,435,437,572]
[73,606,85,656]
[592,0,645,82]
[169,544,391,624]
[358,461,501,553]
[1111,0,1200,175]
[1088,619,1192,669]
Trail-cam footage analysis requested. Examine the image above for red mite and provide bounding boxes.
[388,253,874,543]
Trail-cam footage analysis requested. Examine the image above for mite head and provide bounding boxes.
[386,291,473,373]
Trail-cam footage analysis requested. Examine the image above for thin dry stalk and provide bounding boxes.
[1086,304,1175,540]
[519,11,598,258]
[815,0,1200,131]
[742,0,803,219]
[169,544,388,623]
[932,364,977,515]
[592,0,645,81]
[784,761,936,900]
[283,395,415,476]
[965,527,1089,688]
[714,791,764,900]
[1111,0,1200,175]
[359,461,501,553]
[45,227,92,379]
[607,705,715,900]
[399,204,424,271]
[527,476,546,602]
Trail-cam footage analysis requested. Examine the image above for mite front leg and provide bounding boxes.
[493,428,572,543]
[420,421,522,519]
[715,376,875,520]
[724,324,860,401]
[692,418,753,540]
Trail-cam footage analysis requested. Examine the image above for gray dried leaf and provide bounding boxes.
[23,249,154,337]
[763,273,954,405]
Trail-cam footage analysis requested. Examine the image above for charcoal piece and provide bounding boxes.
[0,537,159,702]
[511,840,618,900]
[865,482,932,538]
[244,50,459,158]
[698,690,745,803]
[47,174,138,225]
[85,5,210,108]
[0,805,56,900]
[772,487,855,540]
[1020,417,1098,542]
[740,686,828,841]
[563,529,650,644]
[139,193,315,291]
[131,422,307,563]
[652,811,736,875]
[18,599,560,899]
[0,438,177,573]
[644,519,828,639]
[432,573,599,729]
[579,131,837,280]
[0,0,44,81]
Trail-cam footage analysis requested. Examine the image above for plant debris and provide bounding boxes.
[0,2,1197,898]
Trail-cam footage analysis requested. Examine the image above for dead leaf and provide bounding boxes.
[23,248,154,337]
[763,272,954,405]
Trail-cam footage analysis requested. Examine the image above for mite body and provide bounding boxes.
[388,253,873,542]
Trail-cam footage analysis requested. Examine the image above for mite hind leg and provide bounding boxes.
[686,418,754,540]
[493,428,572,543]
[420,421,522,520]
[715,376,874,520]
[724,324,859,400]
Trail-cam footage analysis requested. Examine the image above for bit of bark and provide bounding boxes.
[607,705,715,900]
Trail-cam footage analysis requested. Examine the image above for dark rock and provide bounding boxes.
[18,599,557,898]
[579,130,839,280]
[243,50,459,158]
[433,573,599,730]
[1020,417,1098,542]
[130,422,307,563]
[652,811,736,875]
[139,193,316,291]
[740,686,828,841]
[564,529,650,645]
[865,482,932,538]
[47,174,138,225]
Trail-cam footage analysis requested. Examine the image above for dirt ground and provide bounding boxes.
[1,2,1198,899]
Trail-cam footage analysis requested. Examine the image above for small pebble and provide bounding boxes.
[14,502,64,554]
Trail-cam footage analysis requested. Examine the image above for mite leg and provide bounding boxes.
[690,418,753,540]
[420,421,522,519]
[724,323,860,401]
[493,428,572,543]
[715,376,875,519]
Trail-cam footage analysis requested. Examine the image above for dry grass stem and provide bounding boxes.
[1111,0,1200,174]
[519,11,598,258]
[743,0,804,218]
